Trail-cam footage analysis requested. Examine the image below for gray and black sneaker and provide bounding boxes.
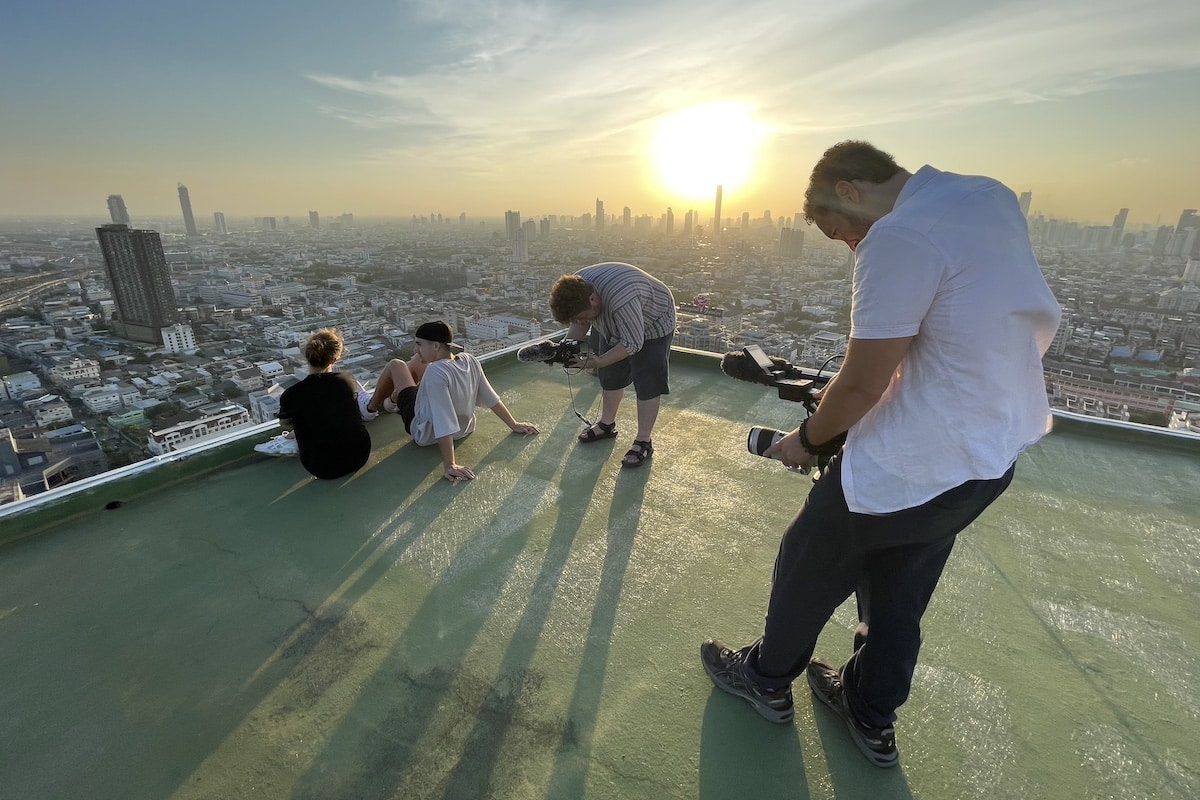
[806,658,899,768]
[700,639,794,723]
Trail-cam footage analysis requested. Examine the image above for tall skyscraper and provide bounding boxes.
[95,224,180,344]
[665,207,674,236]
[623,206,631,228]
[1018,191,1032,218]
[512,228,528,262]
[309,210,320,228]
[596,198,605,231]
[713,185,723,239]
[1177,210,1200,258]
[213,211,227,235]
[107,194,130,226]
[1110,208,1129,248]
[177,183,198,236]
[505,210,521,240]
[780,227,805,259]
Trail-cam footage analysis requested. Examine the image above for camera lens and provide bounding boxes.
[747,426,785,457]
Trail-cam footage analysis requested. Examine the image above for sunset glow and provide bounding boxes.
[651,103,766,201]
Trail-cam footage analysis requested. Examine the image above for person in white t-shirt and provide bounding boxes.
[701,141,1062,768]
[365,320,539,482]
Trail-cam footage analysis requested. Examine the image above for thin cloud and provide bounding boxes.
[307,0,1200,167]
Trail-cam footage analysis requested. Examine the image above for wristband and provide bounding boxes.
[798,418,843,458]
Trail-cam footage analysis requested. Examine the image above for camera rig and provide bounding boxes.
[720,344,834,410]
[721,344,844,477]
[516,337,583,366]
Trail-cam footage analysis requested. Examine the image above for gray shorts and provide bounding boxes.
[590,331,673,401]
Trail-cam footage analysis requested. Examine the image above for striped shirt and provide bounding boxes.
[576,262,676,355]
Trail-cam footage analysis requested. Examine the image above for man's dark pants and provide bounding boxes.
[742,452,1016,729]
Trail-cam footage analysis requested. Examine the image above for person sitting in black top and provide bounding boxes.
[275,327,375,479]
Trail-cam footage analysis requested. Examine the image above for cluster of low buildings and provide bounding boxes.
[3,207,1198,503]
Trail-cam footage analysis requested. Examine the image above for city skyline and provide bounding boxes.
[3,0,1198,227]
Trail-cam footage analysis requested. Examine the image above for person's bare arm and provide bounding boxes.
[437,435,475,482]
[765,336,913,467]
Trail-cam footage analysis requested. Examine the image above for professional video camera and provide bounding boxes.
[517,336,597,428]
[517,338,583,367]
[721,344,844,477]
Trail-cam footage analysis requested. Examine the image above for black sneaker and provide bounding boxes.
[806,658,899,767]
[700,639,794,723]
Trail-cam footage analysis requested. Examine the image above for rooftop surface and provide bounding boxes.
[1,352,1198,800]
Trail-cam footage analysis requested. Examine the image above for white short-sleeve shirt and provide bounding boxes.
[409,353,500,447]
[842,166,1062,514]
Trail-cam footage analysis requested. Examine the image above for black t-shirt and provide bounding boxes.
[277,371,371,479]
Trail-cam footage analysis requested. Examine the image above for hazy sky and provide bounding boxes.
[3,0,1198,227]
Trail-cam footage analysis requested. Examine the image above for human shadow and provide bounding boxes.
[286,410,592,799]
[698,693,809,800]
[434,441,612,799]
[807,694,915,800]
[543,466,648,798]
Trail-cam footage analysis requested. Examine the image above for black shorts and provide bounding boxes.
[590,331,673,401]
[395,385,418,432]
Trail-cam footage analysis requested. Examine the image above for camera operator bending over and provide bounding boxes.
[366,321,539,483]
[701,141,1061,768]
[549,262,676,469]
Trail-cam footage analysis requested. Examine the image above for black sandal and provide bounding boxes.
[621,439,653,468]
[578,420,618,443]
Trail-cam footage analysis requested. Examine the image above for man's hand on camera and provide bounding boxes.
[569,353,591,369]
[764,429,814,471]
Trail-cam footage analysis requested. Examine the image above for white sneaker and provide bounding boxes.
[357,388,378,421]
[255,433,299,457]
[383,396,398,413]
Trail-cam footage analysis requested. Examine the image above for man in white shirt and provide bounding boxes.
[367,321,539,482]
[701,141,1062,768]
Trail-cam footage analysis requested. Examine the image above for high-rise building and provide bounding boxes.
[177,183,198,236]
[505,210,521,240]
[512,228,528,262]
[107,194,130,226]
[95,224,180,344]
[665,207,674,236]
[309,210,320,228]
[683,210,694,238]
[213,211,227,235]
[713,185,723,239]
[596,198,605,231]
[623,207,631,228]
[1152,225,1174,257]
[780,227,805,259]
[1110,208,1129,248]
[1018,191,1032,217]
[1177,210,1200,258]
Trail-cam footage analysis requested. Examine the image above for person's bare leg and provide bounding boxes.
[367,359,416,412]
[633,396,660,442]
[622,396,660,465]
[580,388,624,439]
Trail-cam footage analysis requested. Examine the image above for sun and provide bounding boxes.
[651,102,766,200]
